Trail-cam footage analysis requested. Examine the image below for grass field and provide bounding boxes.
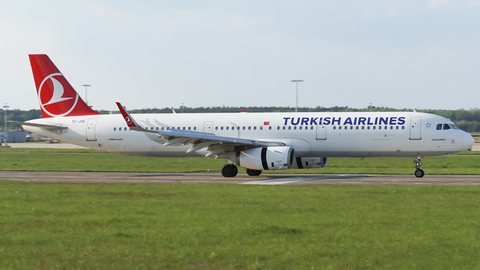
[1,181,480,269]
[1,148,480,175]
[1,148,480,269]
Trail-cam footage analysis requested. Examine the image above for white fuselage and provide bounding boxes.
[24,111,474,158]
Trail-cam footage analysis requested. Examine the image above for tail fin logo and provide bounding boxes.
[38,73,79,117]
[125,116,133,125]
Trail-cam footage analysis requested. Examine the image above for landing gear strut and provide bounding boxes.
[414,157,425,178]
[221,164,238,177]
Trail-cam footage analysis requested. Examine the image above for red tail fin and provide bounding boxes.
[29,54,100,118]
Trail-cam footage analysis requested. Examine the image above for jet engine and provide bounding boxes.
[293,157,328,169]
[235,147,295,170]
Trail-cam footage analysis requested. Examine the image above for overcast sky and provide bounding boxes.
[1,0,480,111]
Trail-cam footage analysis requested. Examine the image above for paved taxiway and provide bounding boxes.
[4,142,479,185]
[2,171,480,186]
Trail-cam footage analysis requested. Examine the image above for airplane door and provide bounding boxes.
[86,119,98,141]
[410,117,422,140]
[316,125,326,140]
[203,121,213,133]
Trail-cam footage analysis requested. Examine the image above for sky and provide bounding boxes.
[1,0,480,112]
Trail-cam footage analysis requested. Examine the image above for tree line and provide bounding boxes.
[3,107,480,132]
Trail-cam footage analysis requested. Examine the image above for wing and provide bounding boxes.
[116,102,283,157]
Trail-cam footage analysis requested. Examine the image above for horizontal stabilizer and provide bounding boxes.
[8,121,68,131]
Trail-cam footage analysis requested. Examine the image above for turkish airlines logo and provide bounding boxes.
[38,73,79,117]
[125,116,133,126]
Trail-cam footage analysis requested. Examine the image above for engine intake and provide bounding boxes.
[235,147,295,170]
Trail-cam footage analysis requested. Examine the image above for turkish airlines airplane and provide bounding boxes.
[13,54,474,178]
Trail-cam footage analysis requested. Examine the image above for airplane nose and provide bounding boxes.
[464,132,475,151]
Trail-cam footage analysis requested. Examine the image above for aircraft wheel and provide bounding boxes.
[415,169,425,178]
[246,169,262,176]
[221,164,238,177]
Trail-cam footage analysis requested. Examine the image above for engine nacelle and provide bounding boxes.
[293,157,328,169]
[235,147,295,170]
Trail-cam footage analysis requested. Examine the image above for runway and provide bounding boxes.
[1,171,480,186]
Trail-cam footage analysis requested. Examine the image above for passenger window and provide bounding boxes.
[350,126,353,130]
[221,127,224,130]
[362,126,365,130]
[436,124,442,130]
[215,127,218,130]
[277,126,280,130]
[339,126,342,130]
[243,126,246,130]
[299,126,302,130]
[114,127,117,131]
[283,126,286,130]
[390,126,393,130]
[269,126,272,130]
[396,126,399,130]
[333,126,336,130]
[356,126,359,130]
[402,126,405,130]
[248,126,251,130]
[379,126,382,130]
[288,126,291,130]
[254,126,257,130]
[373,126,376,130]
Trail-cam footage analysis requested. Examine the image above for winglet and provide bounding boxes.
[116,102,154,132]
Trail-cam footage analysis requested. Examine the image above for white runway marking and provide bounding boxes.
[242,176,321,185]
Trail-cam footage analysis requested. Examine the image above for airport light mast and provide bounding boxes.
[3,103,9,146]
[291,79,303,112]
[82,84,91,105]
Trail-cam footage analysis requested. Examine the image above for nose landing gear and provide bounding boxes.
[414,157,424,178]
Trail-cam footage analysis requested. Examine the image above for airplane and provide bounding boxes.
[11,54,474,178]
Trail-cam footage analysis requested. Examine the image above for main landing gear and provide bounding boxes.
[414,157,425,178]
[221,164,238,177]
[221,164,263,177]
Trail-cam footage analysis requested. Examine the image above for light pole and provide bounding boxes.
[291,79,303,112]
[82,84,91,105]
[3,103,9,146]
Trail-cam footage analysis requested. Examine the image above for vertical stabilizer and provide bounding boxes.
[29,54,100,118]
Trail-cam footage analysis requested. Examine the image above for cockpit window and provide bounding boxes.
[449,123,459,130]
[437,123,459,130]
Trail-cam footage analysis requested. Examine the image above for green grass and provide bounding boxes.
[1,148,480,175]
[1,181,480,269]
